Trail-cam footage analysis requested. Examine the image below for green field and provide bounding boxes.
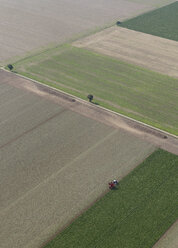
[12,45,178,135]
[44,149,178,248]
[119,2,178,41]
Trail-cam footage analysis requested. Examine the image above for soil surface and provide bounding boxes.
[73,26,178,78]
[0,0,174,65]
[153,220,178,248]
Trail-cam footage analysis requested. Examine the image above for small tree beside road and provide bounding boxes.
[7,64,13,71]
[87,94,93,102]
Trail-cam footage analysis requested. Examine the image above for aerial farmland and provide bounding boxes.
[73,26,178,78]
[0,0,175,64]
[0,69,177,248]
[0,0,178,248]
[12,44,178,134]
[0,70,156,248]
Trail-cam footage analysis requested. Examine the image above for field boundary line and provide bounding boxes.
[1,68,177,139]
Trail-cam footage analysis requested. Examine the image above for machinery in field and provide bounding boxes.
[108,179,118,189]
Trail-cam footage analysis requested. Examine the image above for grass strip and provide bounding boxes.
[12,45,178,135]
[44,149,178,248]
[119,2,178,41]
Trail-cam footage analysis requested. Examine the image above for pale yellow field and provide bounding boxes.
[73,26,178,78]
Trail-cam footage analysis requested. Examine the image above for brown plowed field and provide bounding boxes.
[0,70,157,248]
[0,0,175,65]
[73,26,178,78]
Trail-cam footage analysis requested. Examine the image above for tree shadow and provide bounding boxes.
[111,187,119,191]
[92,101,99,105]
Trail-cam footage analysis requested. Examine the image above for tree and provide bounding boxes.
[87,94,93,102]
[116,21,122,25]
[7,64,13,71]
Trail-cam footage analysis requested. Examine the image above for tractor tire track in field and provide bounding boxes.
[0,108,67,151]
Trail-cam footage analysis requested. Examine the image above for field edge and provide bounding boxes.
[43,149,178,248]
[5,67,178,137]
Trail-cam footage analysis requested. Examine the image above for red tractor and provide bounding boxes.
[109,182,115,189]
[108,180,118,189]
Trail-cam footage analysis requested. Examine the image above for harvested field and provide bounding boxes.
[153,220,178,248]
[0,0,175,65]
[73,26,178,78]
[12,45,178,135]
[0,70,156,248]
